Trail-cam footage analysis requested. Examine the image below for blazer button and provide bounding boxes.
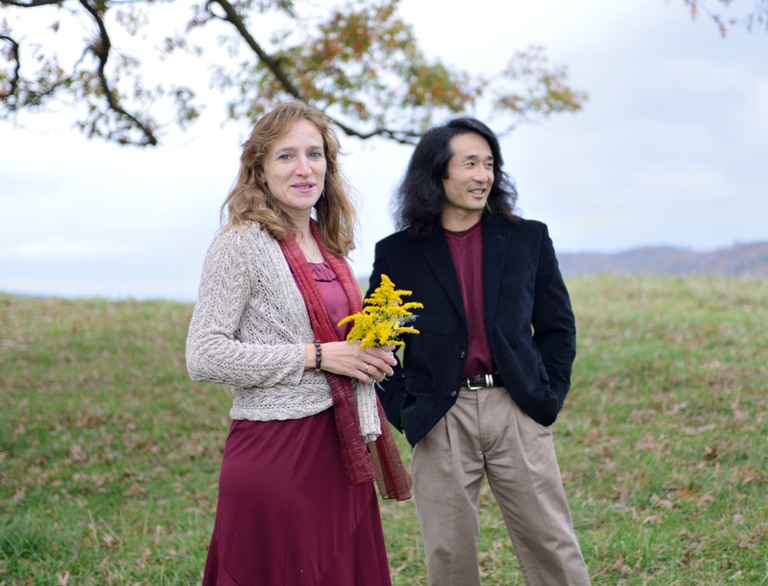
[450,390,457,397]
[460,351,466,359]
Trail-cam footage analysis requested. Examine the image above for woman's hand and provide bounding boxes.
[307,341,396,384]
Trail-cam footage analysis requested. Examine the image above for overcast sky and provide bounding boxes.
[1,0,766,301]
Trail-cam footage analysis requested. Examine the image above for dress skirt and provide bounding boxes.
[201,407,391,586]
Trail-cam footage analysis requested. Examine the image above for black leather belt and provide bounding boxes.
[462,373,501,390]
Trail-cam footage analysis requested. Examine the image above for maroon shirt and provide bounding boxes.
[445,222,495,377]
[311,260,349,341]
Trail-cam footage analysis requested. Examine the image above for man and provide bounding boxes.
[370,117,590,585]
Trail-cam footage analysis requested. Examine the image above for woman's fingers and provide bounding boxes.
[363,347,396,374]
[361,360,392,380]
[320,341,395,383]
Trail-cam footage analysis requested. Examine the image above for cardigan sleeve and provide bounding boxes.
[354,381,382,442]
[186,228,306,389]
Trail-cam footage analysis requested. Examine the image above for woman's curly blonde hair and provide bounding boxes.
[221,100,357,256]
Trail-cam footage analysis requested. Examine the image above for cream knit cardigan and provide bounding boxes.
[186,221,381,442]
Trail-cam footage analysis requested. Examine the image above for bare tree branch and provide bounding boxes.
[78,0,158,145]
[0,0,590,147]
[207,0,423,144]
[207,0,302,99]
[0,35,21,100]
[327,119,421,145]
[1,0,63,6]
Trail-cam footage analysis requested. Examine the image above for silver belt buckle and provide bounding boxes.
[466,377,483,390]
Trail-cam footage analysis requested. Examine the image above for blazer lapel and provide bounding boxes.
[482,214,511,321]
[419,227,467,325]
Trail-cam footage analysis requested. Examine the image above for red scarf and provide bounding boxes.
[279,222,411,501]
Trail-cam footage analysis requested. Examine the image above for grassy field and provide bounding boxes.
[1,275,766,585]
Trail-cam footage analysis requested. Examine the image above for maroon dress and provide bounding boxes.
[201,261,391,586]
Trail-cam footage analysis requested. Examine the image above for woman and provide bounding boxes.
[186,100,411,585]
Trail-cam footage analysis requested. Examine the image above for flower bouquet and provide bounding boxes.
[338,274,423,348]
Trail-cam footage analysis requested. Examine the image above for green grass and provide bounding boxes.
[1,276,766,585]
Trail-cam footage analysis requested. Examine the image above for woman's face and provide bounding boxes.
[261,119,327,221]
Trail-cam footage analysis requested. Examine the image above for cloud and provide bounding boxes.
[2,0,767,299]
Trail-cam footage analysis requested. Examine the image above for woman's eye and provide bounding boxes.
[277,153,292,161]
[308,151,323,160]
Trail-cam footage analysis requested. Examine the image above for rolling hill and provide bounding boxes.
[557,241,768,278]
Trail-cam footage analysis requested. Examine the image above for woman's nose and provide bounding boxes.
[295,156,312,175]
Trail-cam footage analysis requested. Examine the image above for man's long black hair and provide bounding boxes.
[393,117,520,236]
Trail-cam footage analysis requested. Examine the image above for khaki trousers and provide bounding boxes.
[411,386,590,586]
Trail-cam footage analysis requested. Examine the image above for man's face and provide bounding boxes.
[441,132,494,220]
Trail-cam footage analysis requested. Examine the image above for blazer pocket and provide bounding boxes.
[497,334,548,385]
[538,361,550,382]
[404,372,432,397]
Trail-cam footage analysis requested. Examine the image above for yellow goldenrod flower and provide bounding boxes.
[338,274,423,348]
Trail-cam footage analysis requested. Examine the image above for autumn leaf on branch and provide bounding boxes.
[677,0,768,36]
[0,0,590,147]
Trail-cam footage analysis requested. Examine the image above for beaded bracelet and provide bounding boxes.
[313,340,322,373]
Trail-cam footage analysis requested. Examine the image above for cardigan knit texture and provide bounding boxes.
[186,221,380,441]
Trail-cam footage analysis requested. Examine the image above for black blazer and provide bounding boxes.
[370,214,576,447]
